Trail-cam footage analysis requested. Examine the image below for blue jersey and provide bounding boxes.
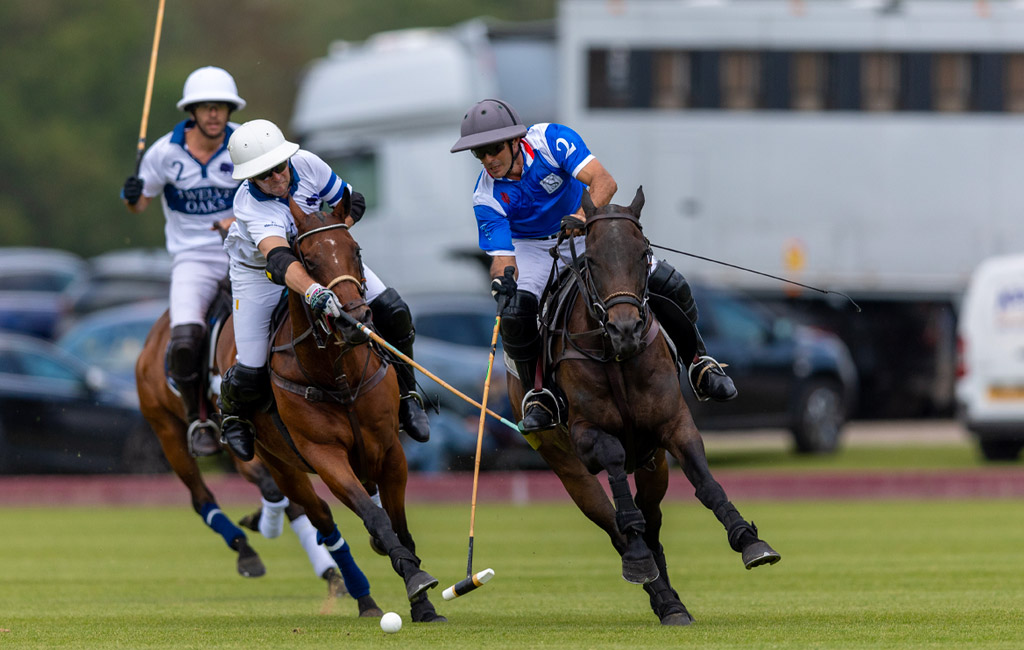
[471,123,595,253]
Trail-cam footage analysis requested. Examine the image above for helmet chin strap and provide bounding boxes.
[500,140,521,179]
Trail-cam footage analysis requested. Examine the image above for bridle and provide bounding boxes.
[555,211,653,334]
[291,221,369,348]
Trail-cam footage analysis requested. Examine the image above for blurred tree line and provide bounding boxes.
[0,0,553,257]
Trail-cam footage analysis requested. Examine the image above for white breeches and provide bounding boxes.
[510,235,661,300]
[169,247,229,328]
[228,260,386,368]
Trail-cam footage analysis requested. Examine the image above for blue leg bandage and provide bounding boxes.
[317,526,370,598]
[200,502,245,548]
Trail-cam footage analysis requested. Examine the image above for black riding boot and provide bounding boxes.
[218,363,271,461]
[501,291,558,432]
[648,262,737,402]
[169,324,219,457]
[369,289,430,443]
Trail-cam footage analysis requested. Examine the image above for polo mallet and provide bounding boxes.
[441,270,513,600]
[135,0,166,173]
[334,313,520,434]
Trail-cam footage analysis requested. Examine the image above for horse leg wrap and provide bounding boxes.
[727,520,760,553]
[257,496,289,539]
[317,525,370,598]
[289,514,336,578]
[200,502,246,548]
[615,509,647,536]
[387,545,421,576]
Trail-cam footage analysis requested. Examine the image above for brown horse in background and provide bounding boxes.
[212,194,445,624]
[137,308,358,604]
[510,187,780,626]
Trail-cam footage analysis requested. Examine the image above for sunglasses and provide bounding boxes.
[471,141,507,160]
[252,161,288,181]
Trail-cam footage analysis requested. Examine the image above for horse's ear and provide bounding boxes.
[332,187,351,221]
[581,190,596,218]
[288,196,308,223]
[629,186,645,217]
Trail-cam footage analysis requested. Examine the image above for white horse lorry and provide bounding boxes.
[291,0,1024,425]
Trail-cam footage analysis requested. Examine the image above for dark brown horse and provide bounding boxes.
[136,306,358,604]
[511,187,780,625]
[212,194,445,624]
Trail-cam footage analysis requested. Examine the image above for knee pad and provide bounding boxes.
[649,261,697,324]
[220,364,271,415]
[369,288,414,350]
[169,324,205,383]
[500,291,540,361]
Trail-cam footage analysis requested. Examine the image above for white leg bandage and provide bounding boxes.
[290,514,337,577]
[258,496,289,539]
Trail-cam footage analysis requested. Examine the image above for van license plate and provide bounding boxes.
[988,386,1024,400]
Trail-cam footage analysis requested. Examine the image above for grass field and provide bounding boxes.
[3,497,1024,649]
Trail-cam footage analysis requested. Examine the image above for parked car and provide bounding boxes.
[684,282,858,453]
[0,331,167,474]
[56,300,168,388]
[405,282,858,462]
[0,248,89,339]
[64,248,172,320]
[955,253,1024,461]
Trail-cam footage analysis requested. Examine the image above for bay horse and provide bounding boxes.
[212,194,445,624]
[136,308,368,609]
[512,186,780,625]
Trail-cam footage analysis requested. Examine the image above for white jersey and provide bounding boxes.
[139,119,241,255]
[224,149,351,267]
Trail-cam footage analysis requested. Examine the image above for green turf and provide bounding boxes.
[2,498,1023,649]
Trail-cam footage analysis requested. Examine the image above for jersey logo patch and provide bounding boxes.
[500,192,511,204]
[306,194,320,206]
[540,173,563,194]
[220,162,233,174]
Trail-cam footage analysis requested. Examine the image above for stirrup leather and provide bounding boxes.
[688,355,729,403]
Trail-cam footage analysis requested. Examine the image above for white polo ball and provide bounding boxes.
[380,611,402,633]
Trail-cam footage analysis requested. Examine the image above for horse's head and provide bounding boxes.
[288,192,371,343]
[581,186,651,361]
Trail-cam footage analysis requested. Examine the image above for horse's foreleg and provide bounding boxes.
[674,437,781,570]
[535,439,626,554]
[259,458,382,616]
[310,447,443,621]
[634,454,694,625]
[575,424,659,585]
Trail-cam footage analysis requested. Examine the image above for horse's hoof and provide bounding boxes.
[368,535,387,557]
[235,540,266,578]
[405,570,439,600]
[322,567,348,598]
[410,592,446,623]
[237,509,261,532]
[742,541,781,570]
[660,612,695,626]
[357,595,384,618]
[622,558,660,585]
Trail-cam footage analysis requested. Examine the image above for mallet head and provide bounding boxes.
[442,568,495,600]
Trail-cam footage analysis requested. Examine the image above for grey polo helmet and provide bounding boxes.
[450,99,528,153]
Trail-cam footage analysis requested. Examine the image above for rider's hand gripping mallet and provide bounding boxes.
[441,271,513,600]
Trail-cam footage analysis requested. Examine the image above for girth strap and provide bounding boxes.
[269,361,389,405]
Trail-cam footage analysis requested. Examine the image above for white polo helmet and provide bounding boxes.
[228,119,300,180]
[177,66,247,111]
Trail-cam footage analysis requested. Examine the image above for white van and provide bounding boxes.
[956,254,1024,460]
